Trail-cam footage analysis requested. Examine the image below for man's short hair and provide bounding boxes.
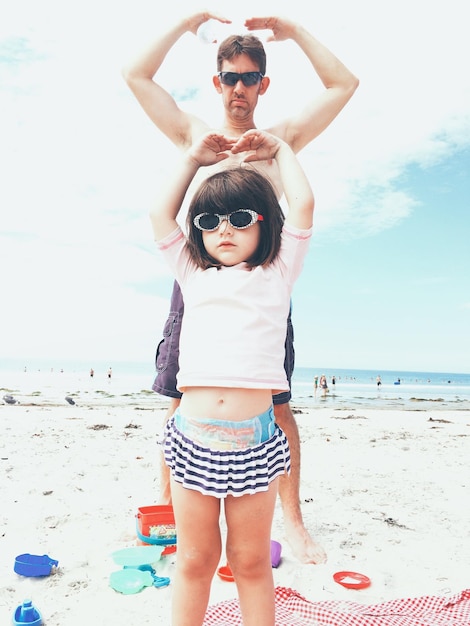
[217,35,267,75]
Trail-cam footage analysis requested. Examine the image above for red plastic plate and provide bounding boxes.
[333,571,371,589]
[217,565,235,582]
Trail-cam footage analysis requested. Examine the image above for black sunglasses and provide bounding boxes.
[218,71,264,87]
[193,209,264,232]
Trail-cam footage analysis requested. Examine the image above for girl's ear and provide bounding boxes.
[213,74,222,93]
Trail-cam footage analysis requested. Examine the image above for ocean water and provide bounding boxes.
[0,359,161,409]
[1,359,470,411]
[292,367,470,411]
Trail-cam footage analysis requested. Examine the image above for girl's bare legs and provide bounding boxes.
[170,479,222,626]
[160,401,327,564]
[224,479,279,626]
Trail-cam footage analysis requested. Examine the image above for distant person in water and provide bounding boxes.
[376,375,382,389]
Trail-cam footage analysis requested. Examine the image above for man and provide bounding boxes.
[123,11,358,564]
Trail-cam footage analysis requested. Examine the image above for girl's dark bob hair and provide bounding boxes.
[186,167,284,269]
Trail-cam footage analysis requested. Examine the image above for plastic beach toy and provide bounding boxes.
[110,569,154,594]
[110,565,170,594]
[125,564,170,589]
[111,546,164,567]
[270,540,282,568]
[14,554,58,577]
[333,571,371,589]
[135,505,177,547]
[12,599,43,626]
[217,565,235,582]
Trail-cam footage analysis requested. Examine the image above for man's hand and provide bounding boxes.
[244,16,296,42]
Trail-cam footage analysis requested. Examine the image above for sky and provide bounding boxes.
[1,0,469,375]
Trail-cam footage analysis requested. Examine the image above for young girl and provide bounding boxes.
[150,129,314,626]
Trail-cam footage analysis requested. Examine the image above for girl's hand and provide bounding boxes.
[188,132,237,166]
[231,129,283,162]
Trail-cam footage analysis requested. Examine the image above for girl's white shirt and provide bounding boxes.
[156,221,311,393]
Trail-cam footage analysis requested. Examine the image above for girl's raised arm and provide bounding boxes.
[149,133,236,241]
[232,130,314,230]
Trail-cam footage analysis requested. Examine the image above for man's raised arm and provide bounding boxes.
[245,16,359,154]
[122,12,230,149]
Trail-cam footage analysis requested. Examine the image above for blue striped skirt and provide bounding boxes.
[163,409,291,498]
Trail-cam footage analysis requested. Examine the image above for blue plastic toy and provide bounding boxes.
[111,546,164,567]
[14,554,58,577]
[12,599,43,625]
[110,565,170,594]
[124,564,170,589]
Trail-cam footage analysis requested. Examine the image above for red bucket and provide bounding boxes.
[136,505,177,554]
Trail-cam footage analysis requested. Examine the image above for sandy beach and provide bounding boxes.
[1,397,469,625]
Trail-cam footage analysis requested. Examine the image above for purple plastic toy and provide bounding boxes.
[270,540,282,568]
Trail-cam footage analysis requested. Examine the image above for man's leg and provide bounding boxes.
[274,310,327,564]
[274,401,327,564]
[152,281,183,504]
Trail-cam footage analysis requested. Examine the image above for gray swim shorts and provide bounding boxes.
[152,280,294,405]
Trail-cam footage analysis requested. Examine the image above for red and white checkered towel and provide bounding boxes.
[203,586,470,625]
